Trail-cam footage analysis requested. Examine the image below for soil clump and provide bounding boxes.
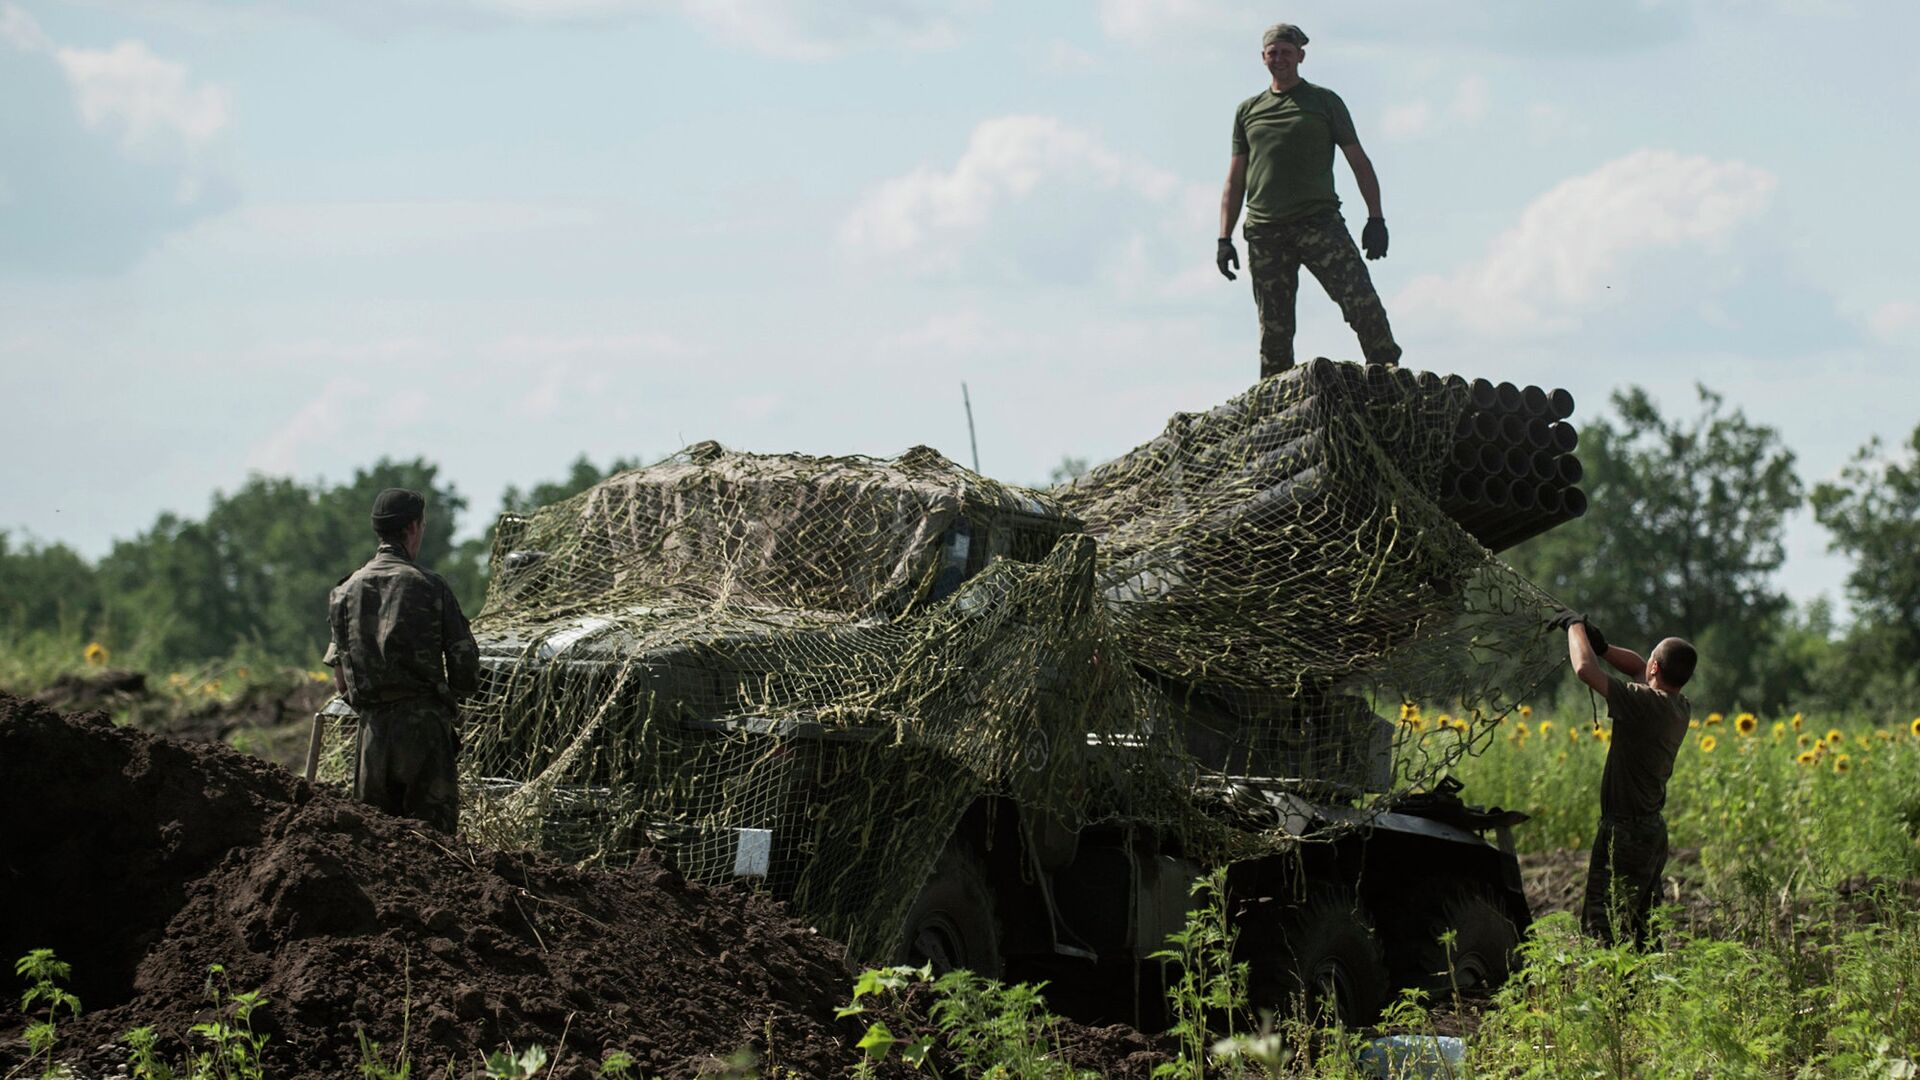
[0,691,867,1078]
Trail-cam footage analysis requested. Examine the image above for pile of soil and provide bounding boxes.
[0,692,1166,1078]
[0,692,862,1078]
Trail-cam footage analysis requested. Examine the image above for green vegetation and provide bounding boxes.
[0,454,643,686]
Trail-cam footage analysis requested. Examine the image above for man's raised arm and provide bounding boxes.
[1568,624,1612,699]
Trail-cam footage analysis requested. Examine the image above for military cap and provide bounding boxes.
[371,488,426,533]
[1262,22,1308,48]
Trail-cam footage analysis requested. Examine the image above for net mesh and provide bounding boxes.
[326,360,1570,960]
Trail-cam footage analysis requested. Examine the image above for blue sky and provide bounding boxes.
[2,0,1915,610]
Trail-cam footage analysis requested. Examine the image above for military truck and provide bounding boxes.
[456,361,1577,1028]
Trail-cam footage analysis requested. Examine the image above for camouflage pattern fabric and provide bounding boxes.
[325,542,480,708]
[1245,209,1402,376]
[355,699,460,833]
[1581,812,1669,947]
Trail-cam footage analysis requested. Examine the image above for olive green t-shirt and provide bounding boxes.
[1231,81,1357,227]
[1599,676,1691,819]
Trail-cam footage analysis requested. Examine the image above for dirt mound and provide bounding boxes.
[0,692,865,1078]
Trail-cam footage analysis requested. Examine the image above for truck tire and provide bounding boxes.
[1249,884,1389,1027]
[1393,880,1519,993]
[896,844,1003,979]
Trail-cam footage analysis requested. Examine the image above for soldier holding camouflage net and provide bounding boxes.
[1216,22,1401,377]
[325,488,479,833]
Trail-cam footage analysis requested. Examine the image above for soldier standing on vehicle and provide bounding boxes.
[1216,22,1402,377]
[1558,613,1697,947]
[324,488,479,833]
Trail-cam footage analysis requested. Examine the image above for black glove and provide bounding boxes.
[1217,237,1239,280]
[1361,217,1388,260]
[1547,608,1581,631]
[1580,620,1610,656]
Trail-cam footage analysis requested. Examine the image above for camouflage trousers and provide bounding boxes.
[1245,210,1402,377]
[1581,813,1669,948]
[354,698,460,833]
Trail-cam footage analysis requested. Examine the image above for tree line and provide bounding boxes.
[0,455,638,674]
[1,385,1915,714]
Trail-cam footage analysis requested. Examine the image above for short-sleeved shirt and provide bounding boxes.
[1232,81,1358,227]
[1598,676,1690,819]
[324,542,480,709]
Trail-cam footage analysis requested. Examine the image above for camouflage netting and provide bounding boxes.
[319,359,1571,960]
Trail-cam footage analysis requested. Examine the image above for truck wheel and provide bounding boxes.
[1395,880,1519,993]
[896,844,1002,979]
[1250,885,1389,1027]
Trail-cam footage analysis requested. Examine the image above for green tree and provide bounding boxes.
[94,459,470,667]
[1810,422,1920,711]
[0,532,100,633]
[1503,384,1803,709]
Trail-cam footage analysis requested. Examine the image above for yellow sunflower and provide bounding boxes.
[1796,749,1818,765]
[1797,733,1813,748]
[83,641,109,666]
[1518,704,1534,719]
[1538,720,1555,738]
[1699,734,1718,753]
[1689,718,1701,730]
[1706,711,1724,726]
[1735,713,1758,736]
[1833,754,1852,774]
[1826,728,1844,745]
[1910,716,1920,739]
[1792,712,1805,731]
[1771,721,1787,739]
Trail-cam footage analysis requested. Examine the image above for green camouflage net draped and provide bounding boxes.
[323,360,1568,960]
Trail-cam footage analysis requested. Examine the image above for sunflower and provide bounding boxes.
[1826,728,1844,745]
[1771,721,1788,739]
[1513,721,1530,738]
[1706,712,1724,726]
[1735,713,1758,736]
[1875,730,1892,742]
[1689,718,1701,730]
[83,641,109,666]
[1699,734,1718,753]
[1518,704,1534,719]
[1797,733,1813,748]
[1568,726,1582,742]
[1796,749,1818,765]
[1792,712,1805,731]
[1834,754,1852,774]
[1910,716,1920,739]
[1538,721,1555,738]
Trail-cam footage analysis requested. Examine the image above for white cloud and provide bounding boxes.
[839,115,1181,262]
[1396,148,1777,338]
[1865,299,1918,344]
[55,41,231,159]
[0,2,51,51]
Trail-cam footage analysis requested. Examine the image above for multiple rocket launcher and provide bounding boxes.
[1431,376,1585,552]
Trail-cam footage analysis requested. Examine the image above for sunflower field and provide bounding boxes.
[1385,700,1920,1076]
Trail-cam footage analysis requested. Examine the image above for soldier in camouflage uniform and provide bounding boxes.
[324,488,479,833]
[1215,22,1402,378]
